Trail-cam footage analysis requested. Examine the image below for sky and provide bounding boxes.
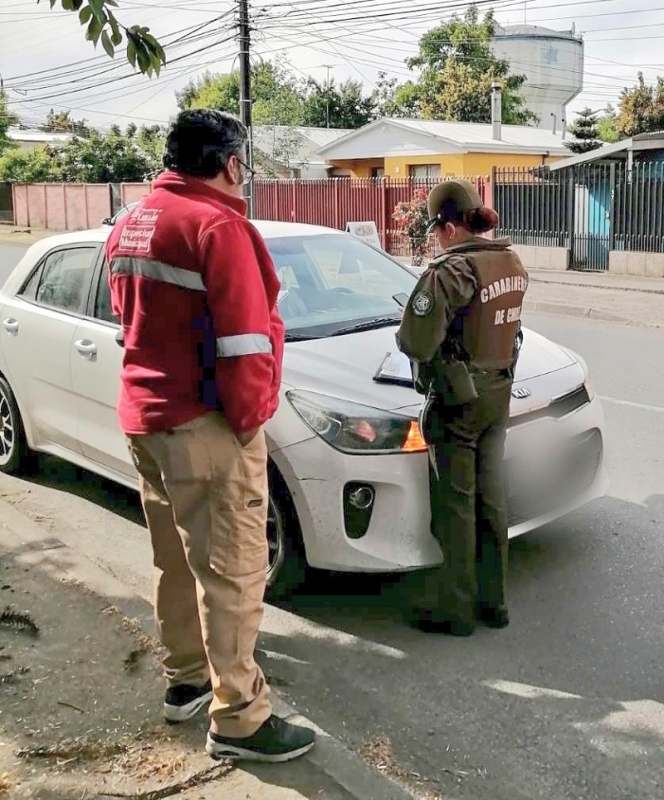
[2,0,664,132]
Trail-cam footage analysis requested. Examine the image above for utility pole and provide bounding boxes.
[324,64,333,129]
[238,0,253,217]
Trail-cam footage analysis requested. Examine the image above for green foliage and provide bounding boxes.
[41,109,91,137]
[301,78,376,129]
[0,123,163,183]
[565,108,603,154]
[597,105,621,144]
[404,5,536,125]
[0,148,53,183]
[178,64,377,129]
[616,73,664,138]
[0,92,19,155]
[38,0,165,76]
[177,64,305,126]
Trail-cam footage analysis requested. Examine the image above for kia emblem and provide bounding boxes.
[511,387,531,399]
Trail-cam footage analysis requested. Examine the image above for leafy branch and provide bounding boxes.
[39,0,166,76]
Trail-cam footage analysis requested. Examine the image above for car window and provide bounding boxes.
[265,234,416,338]
[30,247,98,314]
[94,265,117,324]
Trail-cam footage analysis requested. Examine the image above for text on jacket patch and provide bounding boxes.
[495,306,522,325]
[480,275,528,303]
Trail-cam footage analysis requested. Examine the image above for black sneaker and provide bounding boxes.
[479,607,510,629]
[164,680,213,724]
[206,715,316,763]
[408,608,475,636]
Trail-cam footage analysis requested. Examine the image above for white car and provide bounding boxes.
[0,221,608,597]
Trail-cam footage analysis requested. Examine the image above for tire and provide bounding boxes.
[0,374,33,475]
[266,466,307,601]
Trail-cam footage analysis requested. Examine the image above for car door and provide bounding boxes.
[0,243,100,455]
[70,260,135,479]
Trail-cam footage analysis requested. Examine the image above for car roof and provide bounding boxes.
[22,219,345,258]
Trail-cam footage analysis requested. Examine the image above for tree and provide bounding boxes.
[301,78,377,129]
[177,64,304,127]
[597,104,621,144]
[0,124,162,183]
[401,5,536,125]
[39,1,165,76]
[374,73,422,118]
[0,147,54,183]
[0,91,19,155]
[42,109,90,137]
[565,108,602,154]
[616,73,664,137]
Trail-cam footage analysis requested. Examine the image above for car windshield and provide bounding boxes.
[264,234,417,339]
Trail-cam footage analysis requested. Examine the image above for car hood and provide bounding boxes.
[282,325,576,412]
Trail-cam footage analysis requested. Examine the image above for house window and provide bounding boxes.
[409,164,441,180]
[371,167,385,179]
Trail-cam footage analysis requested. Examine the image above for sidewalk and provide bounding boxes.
[0,225,57,246]
[524,269,664,328]
[527,268,664,295]
[0,504,415,800]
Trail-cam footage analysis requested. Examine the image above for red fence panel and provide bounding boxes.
[121,182,154,208]
[252,176,490,256]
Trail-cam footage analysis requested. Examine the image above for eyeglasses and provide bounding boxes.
[236,157,256,185]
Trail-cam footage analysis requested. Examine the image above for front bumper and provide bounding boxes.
[274,393,608,574]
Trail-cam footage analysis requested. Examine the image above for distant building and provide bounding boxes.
[7,127,72,152]
[252,125,352,179]
[316,117,570,179]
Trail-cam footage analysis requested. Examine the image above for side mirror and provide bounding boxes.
[101,217,113,226]
[115,329,124,348]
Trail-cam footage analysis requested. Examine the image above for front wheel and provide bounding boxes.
[266,468,307,601]
[0,375,33,475]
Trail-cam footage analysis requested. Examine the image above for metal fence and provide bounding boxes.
[0,183,12,223]
[252,177,488,257]
[495,161,664,272]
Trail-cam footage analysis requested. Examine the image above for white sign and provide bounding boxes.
[345,221,382,249]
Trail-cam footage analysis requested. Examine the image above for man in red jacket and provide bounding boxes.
[106,109,315,763]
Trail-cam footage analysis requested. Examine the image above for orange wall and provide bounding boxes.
[329,151,566,179]
[328,159,384,178]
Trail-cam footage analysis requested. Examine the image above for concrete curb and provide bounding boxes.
[0,496,412,800]
[528,273,664,296]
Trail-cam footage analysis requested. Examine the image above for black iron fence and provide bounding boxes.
[0,183,12,224]
[494,161,664,272]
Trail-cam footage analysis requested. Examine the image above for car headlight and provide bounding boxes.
[287,390,427,455]
[563,348,596,402]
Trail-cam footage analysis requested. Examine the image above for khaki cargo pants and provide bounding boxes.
[128,412,271,738]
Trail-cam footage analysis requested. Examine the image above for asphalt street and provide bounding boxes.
[0,241,662,799]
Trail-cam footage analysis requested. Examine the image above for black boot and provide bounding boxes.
[478,605,509,629]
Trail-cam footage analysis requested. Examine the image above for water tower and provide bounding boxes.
[492,24,584,131]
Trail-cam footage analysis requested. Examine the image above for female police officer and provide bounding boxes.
[397,179,528,636]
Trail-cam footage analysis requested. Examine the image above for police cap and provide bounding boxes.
[426,179,483,234]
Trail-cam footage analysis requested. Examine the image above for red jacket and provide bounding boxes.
[106,172,284,436]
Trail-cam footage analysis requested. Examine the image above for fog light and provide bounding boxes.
[349,486,374,510]
[343,482,375,539]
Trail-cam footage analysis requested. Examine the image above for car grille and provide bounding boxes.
[509,385,590,429]
[507,428,603,527]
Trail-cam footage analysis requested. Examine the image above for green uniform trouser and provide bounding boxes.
[417,369,513,625]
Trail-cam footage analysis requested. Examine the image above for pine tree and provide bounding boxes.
[566,108,602,154]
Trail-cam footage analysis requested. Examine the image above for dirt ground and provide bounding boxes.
[0,548,351,800]
[0,548,241,799]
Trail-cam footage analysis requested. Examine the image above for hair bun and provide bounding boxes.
[468,206,499,233]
